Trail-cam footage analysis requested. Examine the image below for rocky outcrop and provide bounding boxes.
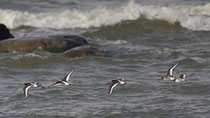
[0,35,88,53]
[0,24,14,41]
[0,23,108,58]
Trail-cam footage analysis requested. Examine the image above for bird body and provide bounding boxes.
[174,74,186,82]
[52,69,74,86]
[23,82,41,98]
[108,79,126,96]
[161,63,179,81]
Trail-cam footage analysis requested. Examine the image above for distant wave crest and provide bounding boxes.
[0,1,210,31]
[11,53,47,60]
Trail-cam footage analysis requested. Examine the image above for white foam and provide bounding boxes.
[11,53,48,60]
[104,40,128,45]
[0,1,210,31]
[141,3,210,31]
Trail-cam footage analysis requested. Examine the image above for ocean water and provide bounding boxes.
[1,0,210,118]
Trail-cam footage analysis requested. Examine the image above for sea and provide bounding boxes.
[0,0,210,117]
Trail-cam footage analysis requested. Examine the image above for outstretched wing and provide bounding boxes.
[167,62,179,77]
[37,83,45,88]
[108,83,119,96]
[23,85,32,98]
[63,69,74,82]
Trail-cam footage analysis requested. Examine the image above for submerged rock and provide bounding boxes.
[0,23,108,58]
[0,35,88,53]
[63,45,107,58]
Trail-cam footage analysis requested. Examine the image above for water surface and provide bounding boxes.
[0,0,210,117]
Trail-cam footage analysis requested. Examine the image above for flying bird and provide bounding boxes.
[173,74,186,82]
[108,79,126,96]
[23,82,44,98]
[161,62,179,81]
[52,69,74,86]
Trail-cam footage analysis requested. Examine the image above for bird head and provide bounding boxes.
[179,74,185,79]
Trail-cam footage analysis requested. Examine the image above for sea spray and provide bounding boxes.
[0,1,210,31]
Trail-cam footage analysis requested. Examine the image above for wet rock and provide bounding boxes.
[0,23,108,59]
[0,24,14,41]
[62,45,107,58]
[0,35,88,53]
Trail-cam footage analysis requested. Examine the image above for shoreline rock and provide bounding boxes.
[0,24,14,41]
[0,35,88,53]
[0,24,108,58]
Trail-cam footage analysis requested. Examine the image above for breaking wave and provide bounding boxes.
[0,1,210,31]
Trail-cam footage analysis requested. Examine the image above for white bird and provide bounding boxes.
[161,62,179,81]
[52,69,74,86]
[108,79,126,96]
[173,74,186,82]
[23,82,43,98]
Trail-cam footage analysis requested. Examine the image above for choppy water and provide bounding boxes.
[1,0,210,118]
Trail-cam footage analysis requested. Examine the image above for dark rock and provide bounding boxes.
[0,23,107,59]
[0,24,14,41]
[0,35,88,53]
[62,45,107,58]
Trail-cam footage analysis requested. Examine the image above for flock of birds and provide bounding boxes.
[23,62,185,98]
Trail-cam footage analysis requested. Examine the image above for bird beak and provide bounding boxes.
[52,83,56,86]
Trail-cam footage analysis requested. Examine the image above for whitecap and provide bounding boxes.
[0,1,210,31]
[11,53,48,60]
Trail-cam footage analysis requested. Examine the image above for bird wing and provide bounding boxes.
[108,83,119,96]
[23,85,32,98]
[167,62,179,77]
[63,69,74,82]
[37,83,45,88]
